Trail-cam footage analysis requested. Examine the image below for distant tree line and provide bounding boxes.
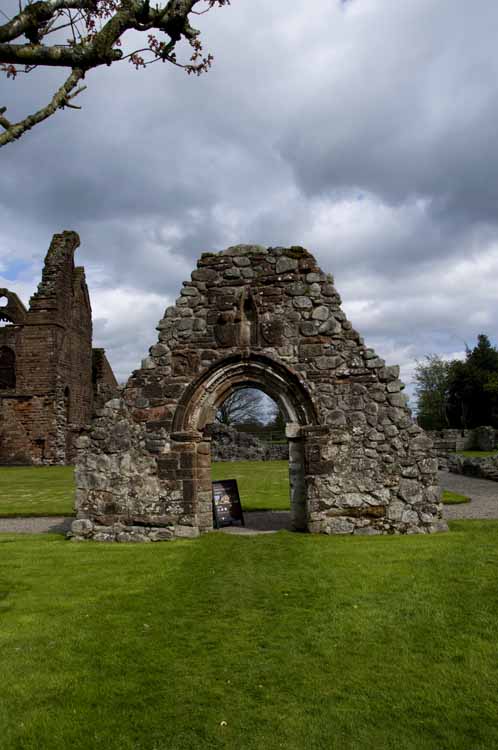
[415,334,498,430]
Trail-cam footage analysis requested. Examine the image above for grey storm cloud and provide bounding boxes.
[277,3,498,244]
[1,0,497,384]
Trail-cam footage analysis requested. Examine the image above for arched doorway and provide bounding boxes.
[209,385,291,530]
[172,353,321,533]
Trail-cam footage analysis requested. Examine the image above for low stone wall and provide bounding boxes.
[207,423,288,462]
[70,518,184,542]
[447,453,498,482]
[474,426,498,451]
[429,427,497,469]
[430,429,473,469]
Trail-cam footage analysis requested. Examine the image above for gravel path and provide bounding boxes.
[440,471,498,520]
[0,512,293,536]
[0,516,73,534]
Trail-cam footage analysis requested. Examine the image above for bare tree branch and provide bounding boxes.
[0,67,85,146]
[216,389,266,428]
[0,0,230,147]
[0,41,123,66]
[0,0,94,44]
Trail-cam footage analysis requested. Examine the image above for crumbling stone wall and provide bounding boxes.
[92,348,120,409]
[474,426,497,451]
[429,429,474,469]
[73,244,446,541]
[207,423,288,462]
[429,427,498,469]
[0,232,117,465]
[447,452,498,481]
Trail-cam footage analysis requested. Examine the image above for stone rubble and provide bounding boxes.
[207,423,288,462]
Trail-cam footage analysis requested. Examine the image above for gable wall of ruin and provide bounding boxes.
[72,244,447,541]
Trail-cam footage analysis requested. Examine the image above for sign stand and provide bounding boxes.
[212,480,245,528]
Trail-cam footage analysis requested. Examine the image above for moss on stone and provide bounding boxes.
[286,246,310,258]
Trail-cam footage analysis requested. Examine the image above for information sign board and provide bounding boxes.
[212,480,245,528]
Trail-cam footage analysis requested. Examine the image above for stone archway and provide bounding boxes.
[171,352,322,532]
[73,244,447,542]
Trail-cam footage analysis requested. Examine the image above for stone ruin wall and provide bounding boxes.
[0,232,118,465]
[436,426,498,480]
[430,429,474,470]
[207,423,288,462]
[447,452,498,481]
[430,426,498,470]
[72,244,447,542]
[92,348,121,411]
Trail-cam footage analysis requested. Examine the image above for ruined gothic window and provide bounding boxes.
[0,346,16,389]
[0,296,13,327]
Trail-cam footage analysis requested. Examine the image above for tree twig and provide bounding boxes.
[0,67,85,146]
[0,0,229,146]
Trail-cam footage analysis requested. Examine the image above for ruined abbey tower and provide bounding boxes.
[0,231,117,465]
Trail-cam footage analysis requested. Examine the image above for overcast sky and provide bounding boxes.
[1,0,497,406]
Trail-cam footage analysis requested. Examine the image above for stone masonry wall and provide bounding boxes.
[429,427,498,469]
[0,232,117,465]
[73,244,446,541]
[208,423,288,462]
[447,452,498,481]
[429,429,474,470]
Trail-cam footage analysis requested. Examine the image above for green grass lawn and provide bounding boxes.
[212,459,290,511]
[0,461,289,517]
[0,462,479,516]
[0,466,75,516]
[442,490,471,505]
[455,450,498,458]
[1,522,498,749]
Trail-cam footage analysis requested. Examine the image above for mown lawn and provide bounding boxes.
[442,490,471,505]
[0,466,75,516]
[455,450,498,458]
[212,460,289,511]
[0,463,479,516]
[0,461,289,517]
[1,522,498,749]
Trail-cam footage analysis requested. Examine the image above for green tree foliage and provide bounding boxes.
[416,335,498,430]
[414,355,452,430]
[447,335,498,428]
